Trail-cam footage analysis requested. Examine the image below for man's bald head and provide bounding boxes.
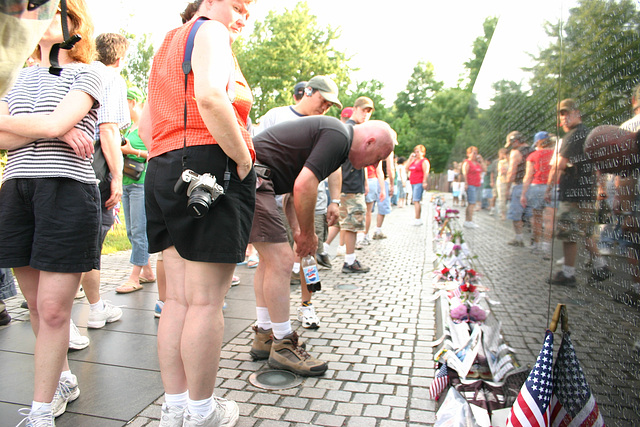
[349,120,397,169]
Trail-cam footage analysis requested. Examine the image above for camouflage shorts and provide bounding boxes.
[556,201,595,242]
[338,193,366,232]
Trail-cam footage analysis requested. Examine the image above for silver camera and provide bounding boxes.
[174,169,224,218]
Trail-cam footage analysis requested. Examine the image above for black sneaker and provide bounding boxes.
[342,260,370,273]
[316,252,332,269]
[0,308,10,326]
[507,240,524,247]
[591,266,613,282]
[548,271,577,287]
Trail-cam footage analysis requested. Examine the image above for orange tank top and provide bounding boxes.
[147,20,255,161]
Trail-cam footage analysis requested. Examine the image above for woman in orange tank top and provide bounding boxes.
[139,1,258,425]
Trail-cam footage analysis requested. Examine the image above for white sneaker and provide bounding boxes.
[52,374,80,417]
[69,320,90,350]
[159,403,185,427]
[463,221,479,229]
[183,397,239,427]
[17,408,54,427]
[88,300,123,329]
[413,218,423,226]
[297,305,320,329]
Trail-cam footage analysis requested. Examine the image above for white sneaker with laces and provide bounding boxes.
[463,221,479,229]
[88,300,123,329]
[17,408,54,427]
[52,374,80,417]
[68,320,90,350]
[183,397,239,427]
[159,403,185,427]
[297,305,320,329]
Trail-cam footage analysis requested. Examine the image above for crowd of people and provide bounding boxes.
[0,1,416,426]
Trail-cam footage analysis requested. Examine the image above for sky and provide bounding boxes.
[86,0,576,108]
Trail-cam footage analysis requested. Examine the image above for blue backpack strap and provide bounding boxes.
[181,16,209,169]
[182,16,209,75]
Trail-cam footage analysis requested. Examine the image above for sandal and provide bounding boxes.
[116,281,143,293]
[247,254,259,268]
[139,276,156,283]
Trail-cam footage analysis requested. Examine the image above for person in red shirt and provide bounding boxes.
[520,132,556,255]
[461,146,485,228]
[405,144,430,226]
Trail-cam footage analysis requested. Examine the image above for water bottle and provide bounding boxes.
[302,255,322,292]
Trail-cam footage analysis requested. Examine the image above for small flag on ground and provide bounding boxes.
[429,362,449,400]
[550,332,604,427]
[507,330,554,427]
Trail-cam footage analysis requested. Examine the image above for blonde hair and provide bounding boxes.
[413,144,426,156]
[466,146,477,156]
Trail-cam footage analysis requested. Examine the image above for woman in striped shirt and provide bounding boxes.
[0,1,103,425]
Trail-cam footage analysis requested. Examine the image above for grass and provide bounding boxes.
[102,207,132,255]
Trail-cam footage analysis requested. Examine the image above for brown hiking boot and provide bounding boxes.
[268,332,327,376]
[250,325,273,360]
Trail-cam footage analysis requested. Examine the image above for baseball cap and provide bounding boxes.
[127,86,144,103]
[558,98,578,113]
[354,96,375,110]
[293,81,307,99]
[341,107,354,118]
[504,130,522,148]
[534,131,549,143]
[307,76,342,109]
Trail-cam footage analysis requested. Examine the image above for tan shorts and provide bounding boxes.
[338,193,366,232]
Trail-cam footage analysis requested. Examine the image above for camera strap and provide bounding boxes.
[182,16,230,194]
[48,0,82,76]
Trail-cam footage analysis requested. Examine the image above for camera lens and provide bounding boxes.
[187,189,212,218]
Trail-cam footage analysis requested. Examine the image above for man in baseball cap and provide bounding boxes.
[307,75,342,109]
[293,81,307,103]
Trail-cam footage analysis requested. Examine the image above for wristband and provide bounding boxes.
[331,199,341,206]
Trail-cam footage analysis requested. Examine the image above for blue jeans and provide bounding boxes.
[122,183,149,266]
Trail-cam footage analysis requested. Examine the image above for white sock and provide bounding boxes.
[563,265,576,277]
[356,232,365,242]
[187,395,213,418]
[256,307,271,330]
[31,401,52,413]
[345,253,356,265]
[338,244,346,252]
[165,390,188,408]
[375,227,382,234]
[90,299,105,311]
[323,242,330,254]
[271,321,293,340]
[292,262,300,274]
[60,370,74,382]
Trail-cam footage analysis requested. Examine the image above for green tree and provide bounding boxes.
[529,0,640,128]
[121,32,154,94]
[463,16,498,92]
[394,61,443,120]
[235,1,353,122]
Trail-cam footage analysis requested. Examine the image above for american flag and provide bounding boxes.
[550,332,604,427]
[507,330,554,427]
[429,362,449,400]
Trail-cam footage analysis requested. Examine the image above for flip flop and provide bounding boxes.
[116,281,143,293]
[247,254,259,268]
[139,276,156,283]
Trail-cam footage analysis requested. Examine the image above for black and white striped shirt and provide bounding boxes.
[1,63,103,184]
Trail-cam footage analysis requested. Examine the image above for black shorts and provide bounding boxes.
[145,145,256,263]
[0,178,101,273]
[249,179,289,244]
